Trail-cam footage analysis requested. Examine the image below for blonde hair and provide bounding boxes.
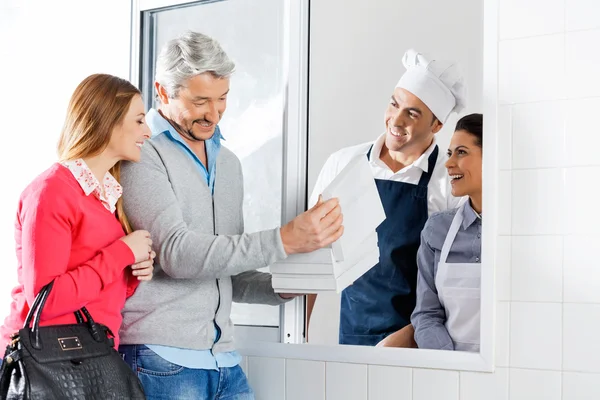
[57,73,140,234]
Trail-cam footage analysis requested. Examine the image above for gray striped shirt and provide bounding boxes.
[411,200,482,350]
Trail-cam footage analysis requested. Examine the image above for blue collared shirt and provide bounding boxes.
[145,108,223,193]
[144,108,241,370]
[411,200,482,351]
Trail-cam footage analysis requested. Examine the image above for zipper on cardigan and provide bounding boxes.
[212,196,222,350]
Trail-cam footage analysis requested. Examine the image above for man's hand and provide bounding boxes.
[376,324,417,348]
[280,196,344,255]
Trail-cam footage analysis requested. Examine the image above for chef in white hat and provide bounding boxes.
[308,49,467,347]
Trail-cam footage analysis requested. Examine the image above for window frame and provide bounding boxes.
[236,0,499,372]
[131,0,498,372]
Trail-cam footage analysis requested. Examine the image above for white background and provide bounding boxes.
[0,0,131,315]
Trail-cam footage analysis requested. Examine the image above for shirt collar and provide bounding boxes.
[461,199,481,229]
[146,108,225,143]
[61,159,122,212]
[369,133,437,173]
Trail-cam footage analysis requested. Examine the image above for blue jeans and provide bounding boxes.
[119,345,254,400]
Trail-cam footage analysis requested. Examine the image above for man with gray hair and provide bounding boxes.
[118,31,343,399]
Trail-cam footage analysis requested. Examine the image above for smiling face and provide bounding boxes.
[105,95,151,163]
[155,72,230,142]
[384,87,443,156]
[445,129,483,198]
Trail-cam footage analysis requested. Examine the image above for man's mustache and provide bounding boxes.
[193,118,214,125]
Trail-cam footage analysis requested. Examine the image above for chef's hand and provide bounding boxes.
[280,196,344,255]
[376,324,417,348]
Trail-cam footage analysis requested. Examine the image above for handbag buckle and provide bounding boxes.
[9,337,19,348]
[58,337,82,351]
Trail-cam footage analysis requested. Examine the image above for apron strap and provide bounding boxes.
[439,205,465,263]
[366,144,374,160]
[417,145,439,187]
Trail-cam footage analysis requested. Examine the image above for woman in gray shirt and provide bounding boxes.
[411,113,483,352]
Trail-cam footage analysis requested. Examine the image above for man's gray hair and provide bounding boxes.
[155,31,235,99]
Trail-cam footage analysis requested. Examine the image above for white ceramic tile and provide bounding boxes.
[498,105,512,171]
[510,302,562,370]
[247,357,285,400]
[512,101,566,169]
[496,236,511,302]
[325,362,367,400]
[499,35,565,104]
[566,0,600,31]
[565,98,600,166]
[509,369,561,400]
[460,368,509,400]
[566,30,600,99]
[511,236,563,302]
[498,171,512,236]
[413,369,459,400]
[564,304,600,373]
[565,167,600,234]
[368,366,411,400]
[511,169,565,235]
[563,372,600,400]
[286,360,325,400]
[564,235,600,303]
[496,302,511,368]
[500,0,564,39]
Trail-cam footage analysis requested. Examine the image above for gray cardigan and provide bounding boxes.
[118,133,288,353]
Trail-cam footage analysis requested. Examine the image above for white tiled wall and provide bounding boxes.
[286,360,326,400]
[368,366,412,400]
[325,363,368,400]
[248,357,286,400]
[246,0,600,398]
[498,34,565,104]
[565,98,600,166]
[413,370,459,400]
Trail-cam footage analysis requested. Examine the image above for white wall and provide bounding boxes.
[0,0,131,314]
[245,0,600,399]
[307,0,483,346]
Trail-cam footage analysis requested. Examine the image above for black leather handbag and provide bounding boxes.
[0,281,146,399]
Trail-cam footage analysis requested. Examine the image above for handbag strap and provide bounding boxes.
[31,282,54,349]
[24,281,102,349]
[22,282,51,329]
[75,311,84,324]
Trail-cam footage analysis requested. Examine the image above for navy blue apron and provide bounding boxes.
[339,145,439,346]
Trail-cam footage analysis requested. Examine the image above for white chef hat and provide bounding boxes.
[395,49,466,124]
